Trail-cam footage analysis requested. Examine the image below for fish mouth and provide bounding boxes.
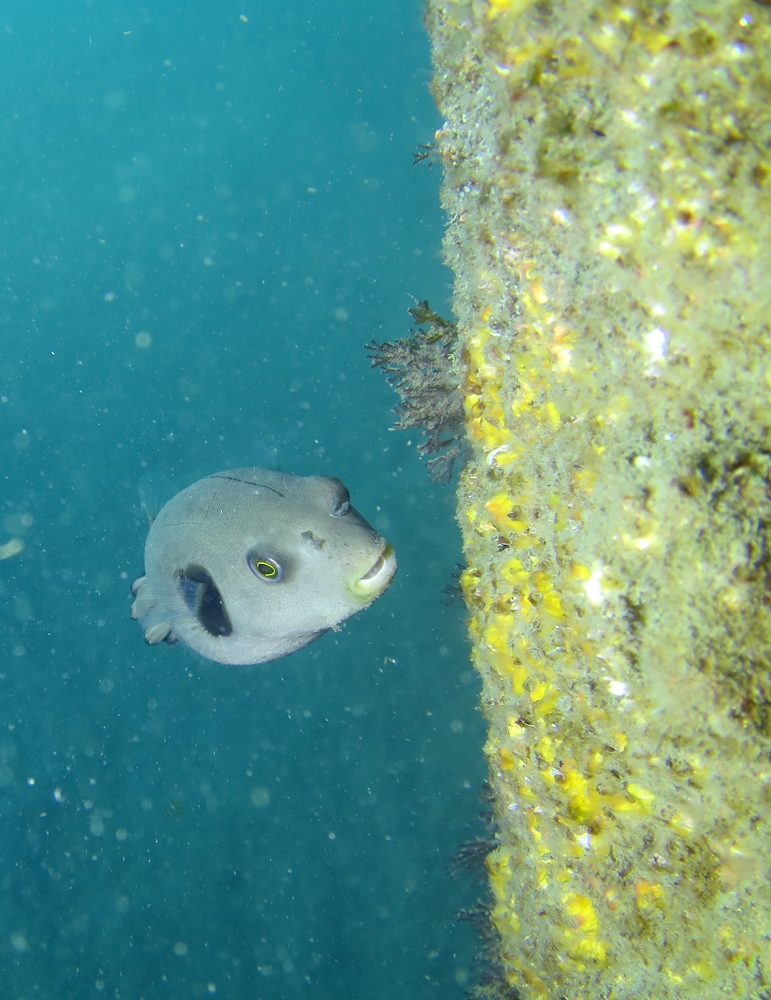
[351,543,397,599]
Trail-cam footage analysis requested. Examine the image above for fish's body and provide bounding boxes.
[131,468,396,665]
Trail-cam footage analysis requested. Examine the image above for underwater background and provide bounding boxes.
[0,1,486,998]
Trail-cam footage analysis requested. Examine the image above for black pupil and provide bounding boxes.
[259,561,276,577]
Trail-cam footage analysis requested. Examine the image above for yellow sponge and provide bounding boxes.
[427,2,771,997]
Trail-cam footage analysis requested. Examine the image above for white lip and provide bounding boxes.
[351,543,397,598]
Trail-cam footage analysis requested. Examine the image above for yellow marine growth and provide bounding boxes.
[426,1,771,997]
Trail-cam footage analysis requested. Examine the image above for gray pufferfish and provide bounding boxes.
[131,467,397,665]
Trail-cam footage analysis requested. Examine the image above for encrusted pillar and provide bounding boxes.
[427,2,771,997]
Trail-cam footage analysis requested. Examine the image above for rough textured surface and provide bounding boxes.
[426,1,771,997]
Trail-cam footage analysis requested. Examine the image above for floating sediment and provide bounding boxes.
[426,2,771,997]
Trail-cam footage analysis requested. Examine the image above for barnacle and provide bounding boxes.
[413,142,440,166]
[449,837,495,884]
[366,301,466,483]
[453,788,521,1000]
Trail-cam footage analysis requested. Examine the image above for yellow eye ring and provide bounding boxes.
[248,556,283,581]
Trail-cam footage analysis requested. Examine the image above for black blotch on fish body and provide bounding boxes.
[178,565,233,637]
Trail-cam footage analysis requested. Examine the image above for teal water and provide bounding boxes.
[0,2,485,997]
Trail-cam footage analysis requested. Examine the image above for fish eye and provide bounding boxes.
[332,499,350,517]
[248,555,283,581]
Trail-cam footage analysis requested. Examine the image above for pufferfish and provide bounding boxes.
[131,467,397,665]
